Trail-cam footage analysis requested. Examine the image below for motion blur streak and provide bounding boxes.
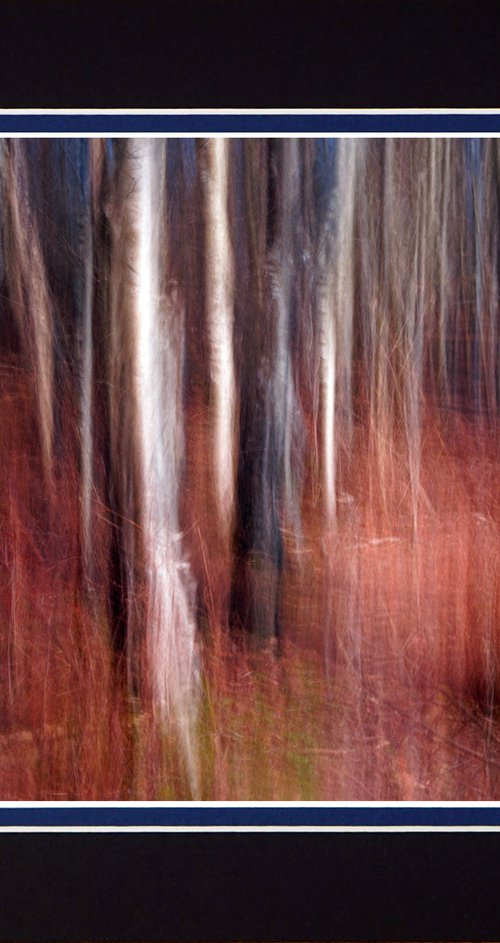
[1,138,500,799]
[2,141,55,485]
[202,138,236,544]
[106,140,198,791]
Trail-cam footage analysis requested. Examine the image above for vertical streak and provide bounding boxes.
[317,187,337,524]
[439,139,451,401]
[321,302,336,523]
[2,141,54,485]
[109,140,198,791]
[270,139,301,537]
[80,141,103,576]
[318,139,357,524]
[135,139,197,786]
[203,138,236,539]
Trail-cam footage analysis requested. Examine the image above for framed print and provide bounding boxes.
[0,112,499,943]
[1,1,500,940]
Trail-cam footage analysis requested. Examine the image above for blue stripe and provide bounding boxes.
[0,806,499,826]
[2,114,500,133]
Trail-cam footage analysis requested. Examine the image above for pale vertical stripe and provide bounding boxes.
[204,138,236,538]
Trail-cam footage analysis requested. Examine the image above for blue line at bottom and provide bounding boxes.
[0,807,499,827]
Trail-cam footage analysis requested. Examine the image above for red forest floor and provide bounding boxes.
[1,361,500,799]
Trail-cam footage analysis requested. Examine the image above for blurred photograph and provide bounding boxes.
[1,138,500,799]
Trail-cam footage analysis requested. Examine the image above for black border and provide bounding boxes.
[1,0,499,109]
[0,831,499,941]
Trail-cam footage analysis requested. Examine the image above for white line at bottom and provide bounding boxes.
[0,825,498,832]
